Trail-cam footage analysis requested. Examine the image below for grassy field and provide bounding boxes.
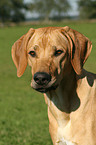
[0,22,96,145]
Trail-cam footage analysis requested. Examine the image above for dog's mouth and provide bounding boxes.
[34,85,58,93]
[31,72,59,93]
[31,79,58,93]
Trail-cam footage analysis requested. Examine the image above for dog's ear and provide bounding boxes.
[62,26,92,75]
[12,28,35,77]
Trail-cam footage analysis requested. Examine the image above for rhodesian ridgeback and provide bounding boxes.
[12,26,96,145]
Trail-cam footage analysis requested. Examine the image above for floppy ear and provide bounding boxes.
[62,26,92,75]
[12,28,35,77]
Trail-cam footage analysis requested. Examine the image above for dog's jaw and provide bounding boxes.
[31,82,58,93]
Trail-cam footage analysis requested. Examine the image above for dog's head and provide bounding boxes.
[12,26,92,93]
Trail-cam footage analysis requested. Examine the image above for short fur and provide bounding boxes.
[12,26,96,145]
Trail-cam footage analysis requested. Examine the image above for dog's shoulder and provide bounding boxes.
[78,69,96,88]
[77,69,96,103]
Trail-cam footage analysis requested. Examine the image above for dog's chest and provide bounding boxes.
[46,93,77,145]
[56,124,76,145]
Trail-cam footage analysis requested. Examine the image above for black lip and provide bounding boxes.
[34,85,58,93]
[35,88,48,93]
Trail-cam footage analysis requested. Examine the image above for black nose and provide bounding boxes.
[34,72,51,86]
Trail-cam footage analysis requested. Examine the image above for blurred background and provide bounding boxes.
[0,0,96,145]
[0,0,96,25]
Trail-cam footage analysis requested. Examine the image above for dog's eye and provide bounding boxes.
[29,51,36,57]
[54,50,63,56]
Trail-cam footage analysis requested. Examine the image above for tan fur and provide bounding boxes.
[12,26,96,145]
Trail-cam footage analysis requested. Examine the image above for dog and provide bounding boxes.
[12,26,96,145]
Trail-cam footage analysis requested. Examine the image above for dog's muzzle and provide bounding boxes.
[32,72,58,93]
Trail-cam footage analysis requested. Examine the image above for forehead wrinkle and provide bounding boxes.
[34,29,51,49]
[35,27,57,48]
[28,29,46,44]
[42,33,50,49]
[49,30,68,50]
[28,28,68,51]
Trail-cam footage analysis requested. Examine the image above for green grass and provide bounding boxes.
[0,22,96,145]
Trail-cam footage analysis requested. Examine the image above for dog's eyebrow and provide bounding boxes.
[28,45,39,51]
[33,45,39,50]
[52,46,57,50]
[52,45,65,51]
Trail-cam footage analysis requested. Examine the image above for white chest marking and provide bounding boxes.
[57,138,75,145]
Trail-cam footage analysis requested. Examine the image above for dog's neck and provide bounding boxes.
[46,69,80,114]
